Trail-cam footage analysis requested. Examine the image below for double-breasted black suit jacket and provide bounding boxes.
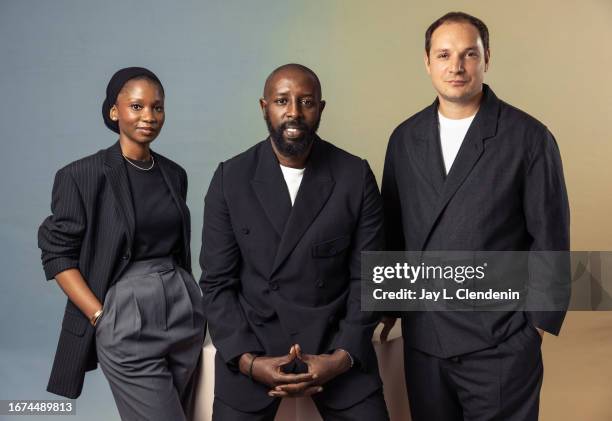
[38,141,192,398]
[200,138,384,411]
[381,84,570,358]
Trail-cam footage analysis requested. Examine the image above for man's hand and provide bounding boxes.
[380,316,397,343]
[270,344,351,397]
[238,347,317,394]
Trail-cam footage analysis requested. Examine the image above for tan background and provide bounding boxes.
[314,0,612,251]
[309,1,612,419]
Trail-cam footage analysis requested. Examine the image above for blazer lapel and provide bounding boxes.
[155,152,191,259]
[271,138,335,275]
[410,102,445,195]
[251,140,293,238]
[419,85,500,250]
[103,141,135,248]
[438,118,484,204]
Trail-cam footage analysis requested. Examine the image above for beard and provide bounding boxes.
[266,117,319,158]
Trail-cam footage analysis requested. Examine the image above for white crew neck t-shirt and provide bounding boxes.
[279,164,305,206]
[438,111,476,174]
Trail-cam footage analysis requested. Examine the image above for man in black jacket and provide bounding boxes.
[380,12,570,421]
[200,64,389,420]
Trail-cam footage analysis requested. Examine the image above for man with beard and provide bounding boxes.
[200,63,389,420]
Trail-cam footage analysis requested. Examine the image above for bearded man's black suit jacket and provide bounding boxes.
[200,138,384,412]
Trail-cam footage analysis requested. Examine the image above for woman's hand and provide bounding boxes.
[55,268,103,324]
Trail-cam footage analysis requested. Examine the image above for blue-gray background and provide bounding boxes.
[1,1,611,420]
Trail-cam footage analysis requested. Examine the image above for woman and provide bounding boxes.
[38,67,205,421]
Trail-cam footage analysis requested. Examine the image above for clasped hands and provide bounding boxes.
[239,344,352,398]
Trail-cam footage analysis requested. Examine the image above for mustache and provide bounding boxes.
[280,120,308,131]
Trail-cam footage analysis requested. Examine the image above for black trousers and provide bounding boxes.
[404,322,543,421]
[212,388,389,421]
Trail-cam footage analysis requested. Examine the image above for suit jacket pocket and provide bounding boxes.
[312,236,351,258]
[61,311,88,337]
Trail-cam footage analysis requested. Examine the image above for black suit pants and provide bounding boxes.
[404,322,543,421]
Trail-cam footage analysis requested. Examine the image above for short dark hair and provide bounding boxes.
[425,12,489,58]
[263,63,322,99]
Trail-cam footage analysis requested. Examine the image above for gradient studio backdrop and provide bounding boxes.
[1,1,611,420]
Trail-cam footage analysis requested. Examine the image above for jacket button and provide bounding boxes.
[122,253,130,260]
[241,228,250,235]
[270,281,279,291]
[316,280,325,288]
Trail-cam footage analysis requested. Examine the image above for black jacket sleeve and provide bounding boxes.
[200,163,264,365]
[329,160,384,367]
[38,167,86,280]
[523,128,571,335]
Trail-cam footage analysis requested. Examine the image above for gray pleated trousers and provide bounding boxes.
[95,256,205,421]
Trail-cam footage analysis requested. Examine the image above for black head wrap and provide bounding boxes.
[102,67,164,134]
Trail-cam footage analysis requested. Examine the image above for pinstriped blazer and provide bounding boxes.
[38,141,191,398]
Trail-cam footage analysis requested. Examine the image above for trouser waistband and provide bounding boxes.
[121,256,177,278]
